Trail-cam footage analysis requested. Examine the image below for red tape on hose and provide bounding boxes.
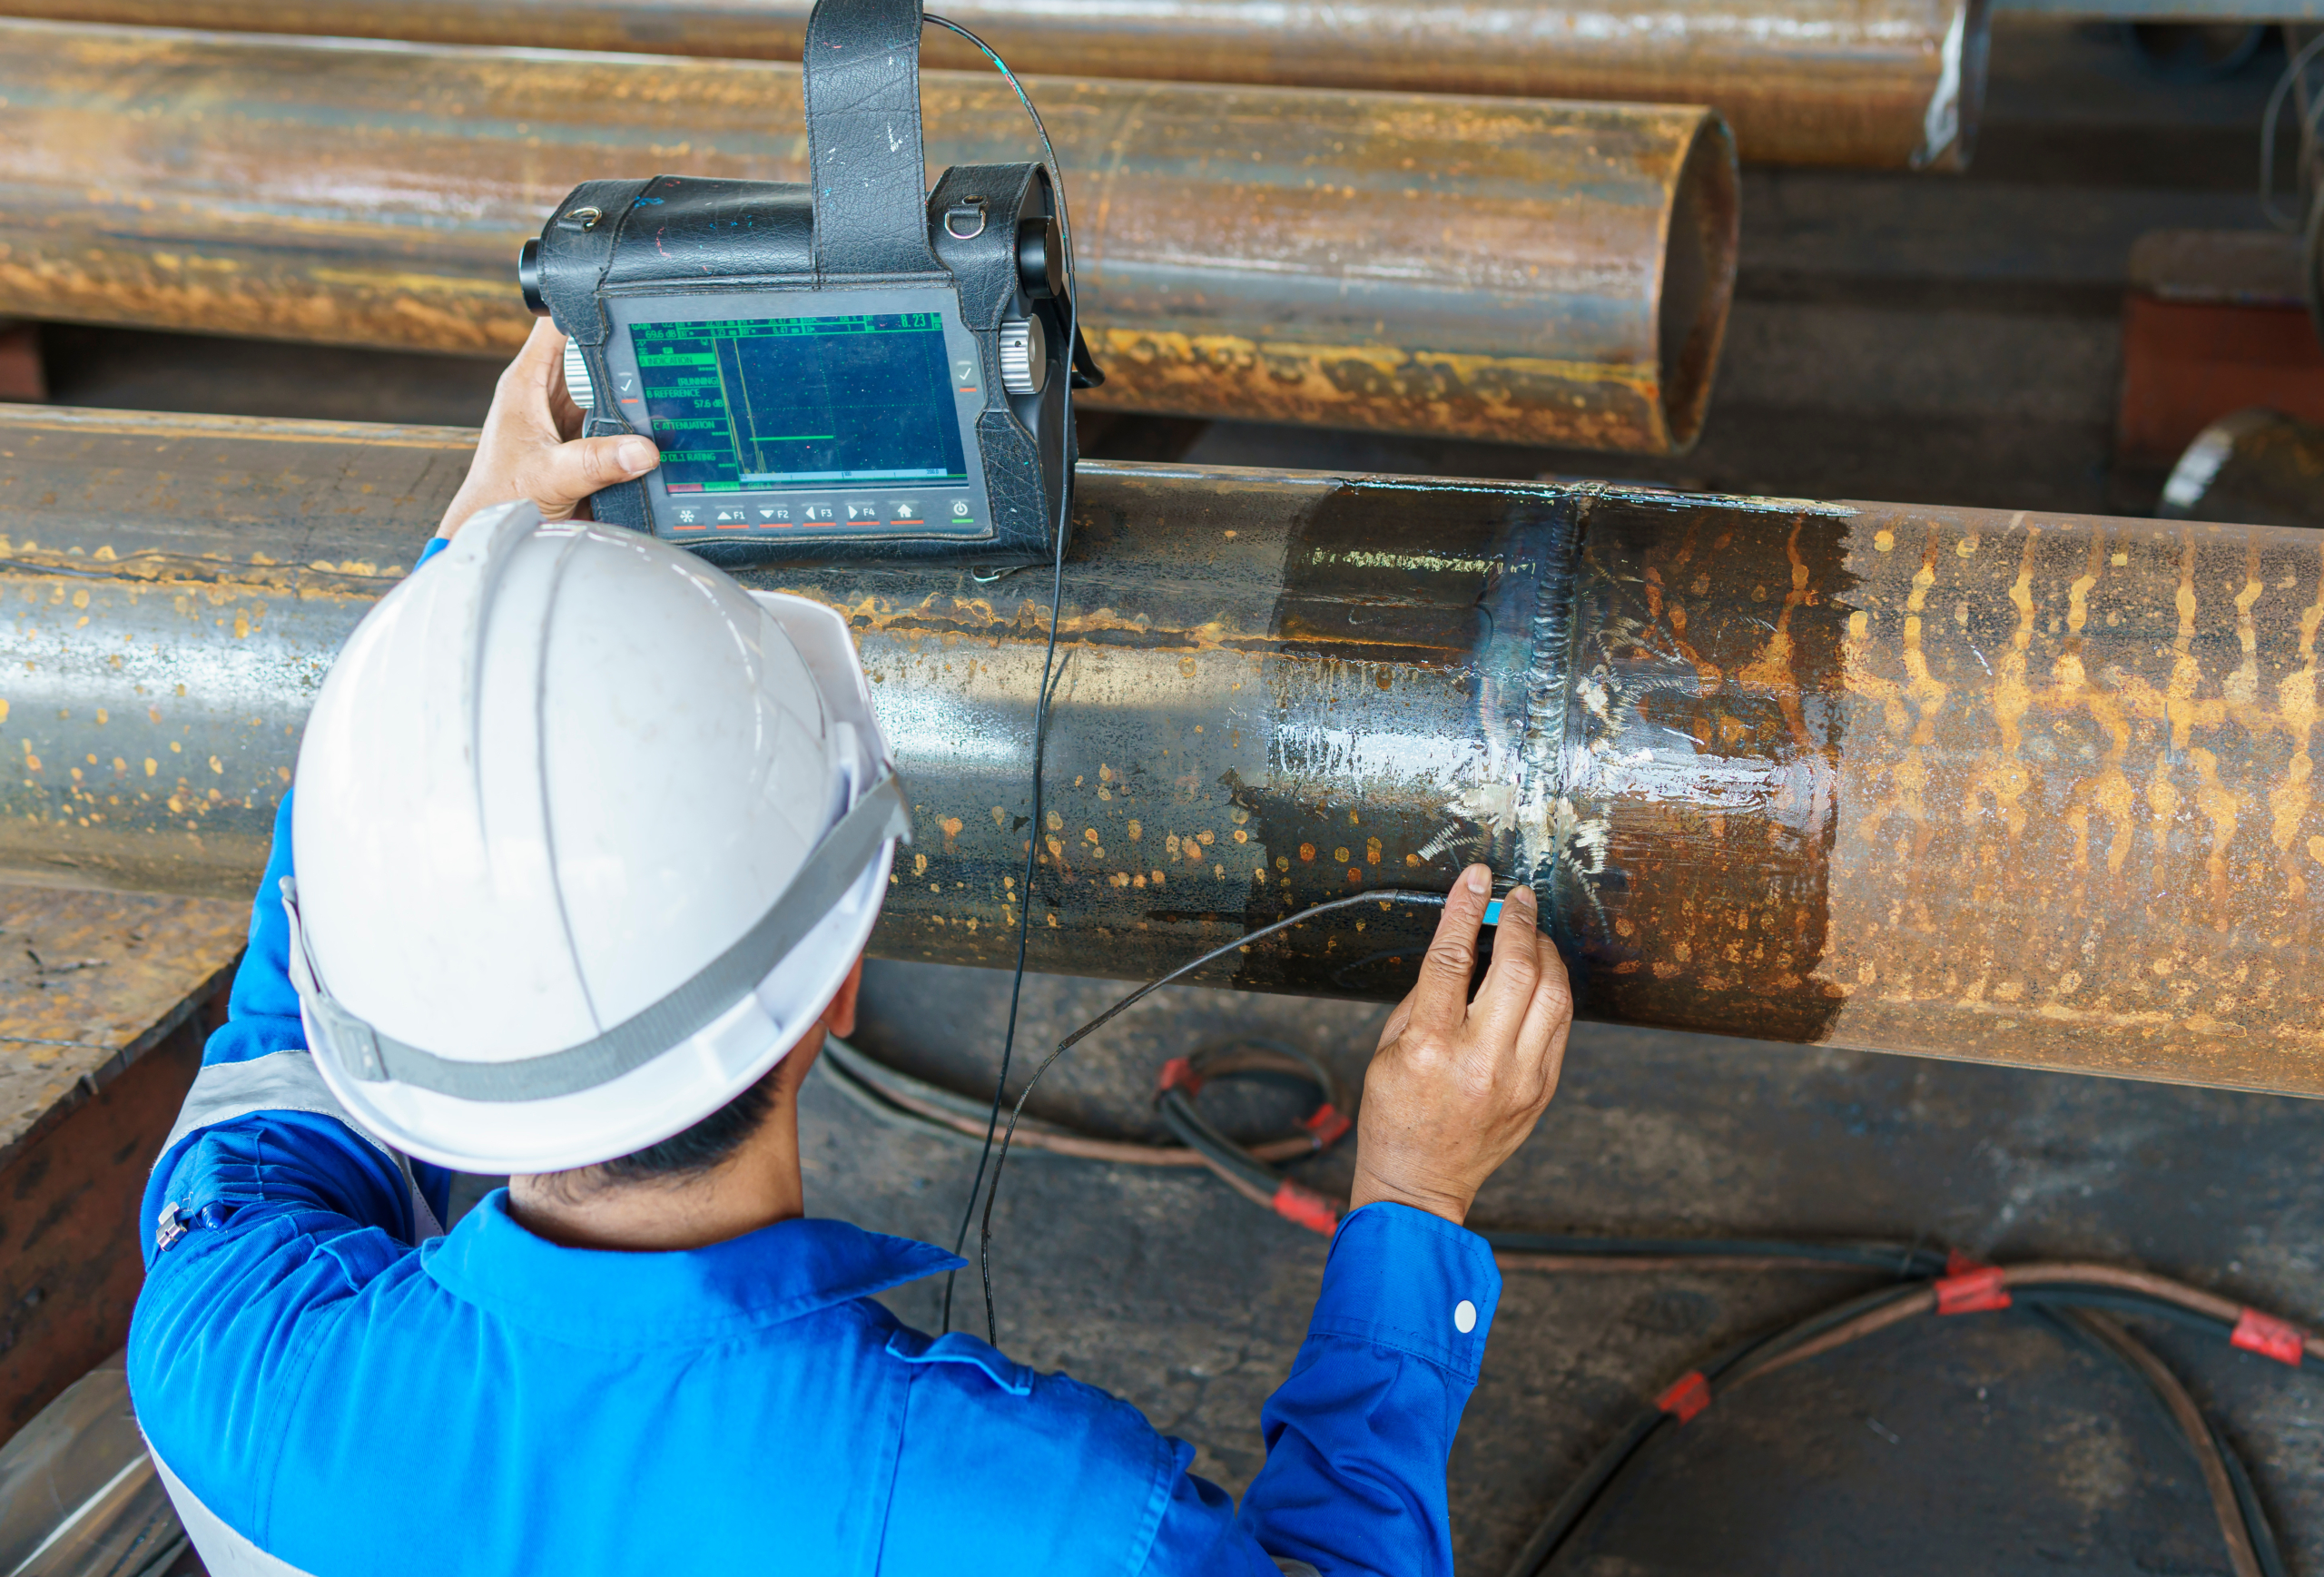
[1301,1103,1352,1148]
[1656,1371,1711,1424]
[1935,1267,2012,1315]
[1157,1057,1203,1096]
[1271,1181,1338,1236]
[2231,1307,2306,1366]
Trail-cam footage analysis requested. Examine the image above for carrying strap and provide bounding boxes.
[804,0,946,279]
[289,771,911,1104]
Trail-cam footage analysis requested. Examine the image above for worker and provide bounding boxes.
[127,319,1574,1576]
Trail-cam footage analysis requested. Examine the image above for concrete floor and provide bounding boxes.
[13,16,2320,1573]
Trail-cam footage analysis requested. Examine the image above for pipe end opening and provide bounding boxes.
[1917,0,1993,172]
[1656,113,1741,455]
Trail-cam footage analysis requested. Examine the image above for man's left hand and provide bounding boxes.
[437,317,660,539]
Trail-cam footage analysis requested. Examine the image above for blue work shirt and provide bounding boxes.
[129,551,1502,1573]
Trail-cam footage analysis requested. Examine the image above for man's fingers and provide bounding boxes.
[546,341,586,441]
[1404,865,1492,1039]
[485,319,575,448]
[1468,882,1546,1042]
[1511,931,1574,1101]
[507,315,566,383]
[535,435,659,518]
[1377,989,1416,1044]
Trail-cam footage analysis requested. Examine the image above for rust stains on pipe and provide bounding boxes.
[5,405,2319,1097]
[0,20,1738,453]
[1546,485,2324,1094]
[0,0,1988,170]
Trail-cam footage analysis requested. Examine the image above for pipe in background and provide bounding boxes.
[0,0,1987,171]
[0,20,1738,454]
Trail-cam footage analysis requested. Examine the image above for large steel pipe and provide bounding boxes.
[0,0,1988,172]
[5,404,2319,1098]
[0,20,1738,454]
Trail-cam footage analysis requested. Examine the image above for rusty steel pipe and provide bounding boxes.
[0,20,1738,455]
[5,404,2321,1097]
[0,0,1987,171]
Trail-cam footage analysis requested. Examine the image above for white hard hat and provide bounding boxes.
[283,502,908,1175]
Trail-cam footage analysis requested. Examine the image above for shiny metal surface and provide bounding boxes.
[5,404,2319,1096]
[0,0,1986,170]
[0,20,1738,453]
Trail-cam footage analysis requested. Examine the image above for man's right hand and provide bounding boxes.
[1348,866,1571,1226]
[436,317,661,540]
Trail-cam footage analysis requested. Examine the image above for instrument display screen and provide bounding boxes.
[606,287,993,541]
[633,312,971,497]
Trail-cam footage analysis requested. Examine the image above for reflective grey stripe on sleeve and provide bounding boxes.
[293,767,911,1104]
[161,1049,364,1161]
[157,1050,446,1241]
[1272,1560,1322,1577]
[148,1444,320,1577]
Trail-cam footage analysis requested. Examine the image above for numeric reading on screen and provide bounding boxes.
[632,314,973,514]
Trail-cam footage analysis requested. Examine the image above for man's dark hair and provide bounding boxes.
[591,1063,784,1185]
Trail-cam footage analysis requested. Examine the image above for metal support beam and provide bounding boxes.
[0,0,1986,171]
[0,20,1738,453]
[3,404,2318,1097]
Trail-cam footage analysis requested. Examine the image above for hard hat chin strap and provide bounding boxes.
[284,772,913,1104]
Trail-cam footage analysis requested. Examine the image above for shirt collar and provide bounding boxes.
[422,1190,963,1347]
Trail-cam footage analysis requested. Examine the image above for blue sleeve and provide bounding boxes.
[203,790,308,1069]
[1208,1203,1499,1576]
[142,790,432,1260]
[141,1113,419,1272]
[128,1116,428,1533]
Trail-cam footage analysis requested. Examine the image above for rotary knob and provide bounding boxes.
[562,339,596,411]
[998,317,1047,396]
